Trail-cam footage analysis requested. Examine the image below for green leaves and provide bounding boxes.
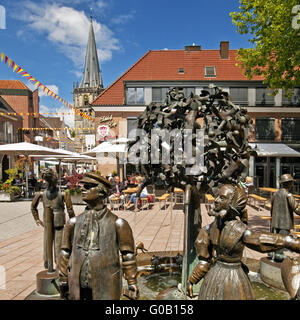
[231,0,300,91]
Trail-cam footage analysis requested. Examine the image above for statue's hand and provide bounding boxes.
[35,219,44,227]
[187,281,193,298]
[123,284,139,300]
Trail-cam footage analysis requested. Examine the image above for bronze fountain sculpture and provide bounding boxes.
[187,183,300,299]
[57,172,139,300]
[270,173,300,261]
[127,86,300,299]
[31,168,75,296]
[127,86,254,297]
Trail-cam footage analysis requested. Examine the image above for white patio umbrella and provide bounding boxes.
[30,153,96,187]
[83,140,127,156]
[83,139,128,180]
[0,142,70,198]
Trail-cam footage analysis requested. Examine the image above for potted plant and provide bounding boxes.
[65,173,84,205]
[0,169,21,201]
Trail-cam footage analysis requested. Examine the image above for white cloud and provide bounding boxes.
[14,2,120,67]
[111,11,135,25]
[40,104,50,113]
[40,105,75,128]
[55,105,75,128]
[71,70,83,79]
[39,84,59,97]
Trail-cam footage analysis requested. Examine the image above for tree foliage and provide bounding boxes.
[230,0,300,95]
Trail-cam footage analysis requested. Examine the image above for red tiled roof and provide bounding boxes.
[0,80,31,90]
[92,49,264,106]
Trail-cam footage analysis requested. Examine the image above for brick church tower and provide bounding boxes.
[73,15,104,153]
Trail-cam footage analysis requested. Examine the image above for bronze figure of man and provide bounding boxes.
[58,172,139,300]
[270,173,300,261]
[31,168,75,272]
[187,184,300,300]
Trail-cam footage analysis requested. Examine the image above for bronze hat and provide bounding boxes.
[279,173,295,184]
[80,172,112,190]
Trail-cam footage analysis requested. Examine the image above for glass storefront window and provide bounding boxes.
[282,88,300,106]
[152,87,169,102]
[282,118,300,142]
[256,88,275,105]
[255,118,275,141]
[229,87,248,104]
[127,117,138,138]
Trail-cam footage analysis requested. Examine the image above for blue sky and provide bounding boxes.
[0,0,251,126]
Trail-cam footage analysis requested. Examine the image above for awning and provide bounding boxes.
[249,143,300,157]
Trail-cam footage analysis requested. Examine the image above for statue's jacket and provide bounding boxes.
[31,190,74,227]
[61,207,135,300]
[271,188,299,231]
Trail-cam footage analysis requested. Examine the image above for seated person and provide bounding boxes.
[12,174,23,185]
[241,176,254,196]
[124,177,148,211]
[29,174,37,187]
[109,176,125,201]
[28,174,38,197]
[127,176,137,187]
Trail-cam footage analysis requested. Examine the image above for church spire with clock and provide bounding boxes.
[73,13,104,153]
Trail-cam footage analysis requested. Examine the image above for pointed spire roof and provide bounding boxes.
[80,17,103,88]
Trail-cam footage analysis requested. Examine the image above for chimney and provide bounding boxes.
[185,44,201,52]
[220,41,229,59]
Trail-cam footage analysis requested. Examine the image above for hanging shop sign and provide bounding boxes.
[97,125,110,137]
[98,114,117,128]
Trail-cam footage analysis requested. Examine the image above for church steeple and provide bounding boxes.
[80,16,103,88]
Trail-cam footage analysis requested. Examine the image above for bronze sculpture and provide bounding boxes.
[128,87,254,294]
[281,255,300,299]
[57,172,139,300]
[187,184,300,300]
[270,173,300,261]
[31,168,75,272]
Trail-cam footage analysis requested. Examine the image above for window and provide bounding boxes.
[281,118,300,142]
[229,87,248,104]
[127,88,144,105]
[282,88,300,106]
[127,117,138,138]
[255,118,275,140]
[17,128,23,142]
[178,68,184,74]
[0,122,4,142]
[204,66,216,77]
[152,87,169,102]
[183,87,195,97]
[256,88,274,105]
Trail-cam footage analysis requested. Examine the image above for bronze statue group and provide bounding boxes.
[31,88,300,300]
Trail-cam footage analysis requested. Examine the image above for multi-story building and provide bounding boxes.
[0,80,39,143]
[39,116,75,151]
[73,17,103,153]
[0,96,23,181]
[91,42,300,189]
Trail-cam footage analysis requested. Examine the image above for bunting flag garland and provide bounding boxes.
[0,112,88,116]
[18,127,95,131]
[0,51,95,122]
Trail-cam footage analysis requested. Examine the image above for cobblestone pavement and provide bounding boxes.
[0,199,277,299]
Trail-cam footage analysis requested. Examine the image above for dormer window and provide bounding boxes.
[178,68,184,74]
[205,66,216,77]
